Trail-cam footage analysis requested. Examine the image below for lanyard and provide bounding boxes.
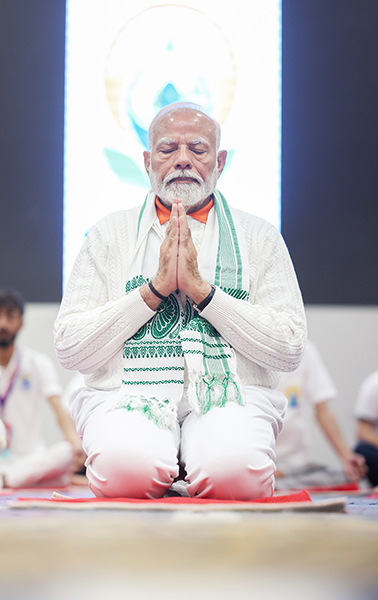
[0,349,21,418]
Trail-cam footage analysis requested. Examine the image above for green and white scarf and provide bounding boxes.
[115,190,250,428]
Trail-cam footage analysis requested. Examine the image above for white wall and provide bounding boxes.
[17,303,378,465]
[17,303,69,445]
[18,303,70,387]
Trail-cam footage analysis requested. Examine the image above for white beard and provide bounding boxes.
[149,167,218,210]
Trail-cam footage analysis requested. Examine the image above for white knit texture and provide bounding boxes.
[54,200,307,390]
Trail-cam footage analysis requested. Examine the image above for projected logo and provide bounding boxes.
[104,5,236,187]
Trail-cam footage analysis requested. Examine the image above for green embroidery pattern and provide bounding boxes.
[123,340,182,359]
[179,338,231,350]
[151,294,181,339]
[222,287,249,301]
[184,316,219,337]
[214,190,243,289]
[124,365,184,373]
[125,274,146,294]
[122,379,184,386]
[182,349,233,360]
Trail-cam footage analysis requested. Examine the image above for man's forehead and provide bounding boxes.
[153,110,216,141]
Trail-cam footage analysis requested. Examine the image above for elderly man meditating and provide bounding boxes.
[54,102,307,500]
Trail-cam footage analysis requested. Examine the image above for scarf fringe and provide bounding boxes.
[188,373,245,415]
[112,395,177,429]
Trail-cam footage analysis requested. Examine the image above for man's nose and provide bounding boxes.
[175,145,192,170]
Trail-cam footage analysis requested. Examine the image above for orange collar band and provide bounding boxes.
[155,196,214,225]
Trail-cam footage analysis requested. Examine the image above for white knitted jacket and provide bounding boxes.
[54,201,307,391]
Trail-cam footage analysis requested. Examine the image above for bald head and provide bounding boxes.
[148,102,221,150]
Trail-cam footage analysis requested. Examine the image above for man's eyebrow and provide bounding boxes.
[189,138,209,145]
[156,138,175,146]
[156,137,209,145]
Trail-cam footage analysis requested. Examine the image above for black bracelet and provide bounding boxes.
[194,285,216,312]
[148,280,167,301]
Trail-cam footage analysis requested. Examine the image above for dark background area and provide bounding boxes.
[0,1,65,302]
[0,0,377,304]
[281,0,378,304]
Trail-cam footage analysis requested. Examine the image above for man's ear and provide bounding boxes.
[143,151,151,175]
[217,150,227,178]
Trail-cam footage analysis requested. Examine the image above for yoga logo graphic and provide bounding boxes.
[103,5,237,187]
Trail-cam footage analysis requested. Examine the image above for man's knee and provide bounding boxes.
[186,447,275,501]
[85,414,179,498]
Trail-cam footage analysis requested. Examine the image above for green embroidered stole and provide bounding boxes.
[117,191,249,428]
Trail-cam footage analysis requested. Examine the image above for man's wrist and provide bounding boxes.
[193,285,216,312]
[148,280,167,301]
[140,282,163,311]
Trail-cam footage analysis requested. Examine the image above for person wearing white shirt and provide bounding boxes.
[275,340,365,488]
[354,370,378,486]
[0,289,85,488]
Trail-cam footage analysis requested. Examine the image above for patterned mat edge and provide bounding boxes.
[8,496,347,513]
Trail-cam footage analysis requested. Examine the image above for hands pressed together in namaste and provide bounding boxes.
[140,197,212,311]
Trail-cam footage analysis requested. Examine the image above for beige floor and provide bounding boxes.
[1,508,378,599]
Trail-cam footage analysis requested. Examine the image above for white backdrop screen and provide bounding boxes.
[64,0,281,288]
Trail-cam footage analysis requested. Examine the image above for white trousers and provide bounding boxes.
[0,441,74,488]
[0,419,6,451]
[70,386,286,500]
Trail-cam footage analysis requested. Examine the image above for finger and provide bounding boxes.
[177,201,190,238]
[176,198,185,217]
[171,200,180,225]
[166,202,179,238]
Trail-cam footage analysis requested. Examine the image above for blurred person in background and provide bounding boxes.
[0,289,85,488]
[275,340,365,490]
[354,370,378,487]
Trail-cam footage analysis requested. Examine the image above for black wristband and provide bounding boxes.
[194,285,216,312]
[148,280,168,301]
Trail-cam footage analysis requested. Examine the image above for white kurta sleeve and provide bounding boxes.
[200,219,307,372]
[54,218,155,374]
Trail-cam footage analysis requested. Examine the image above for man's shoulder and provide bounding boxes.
[87,206,143,241]
[230,205,277,231]
[94,206,142,227]
[230,206,280,244]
